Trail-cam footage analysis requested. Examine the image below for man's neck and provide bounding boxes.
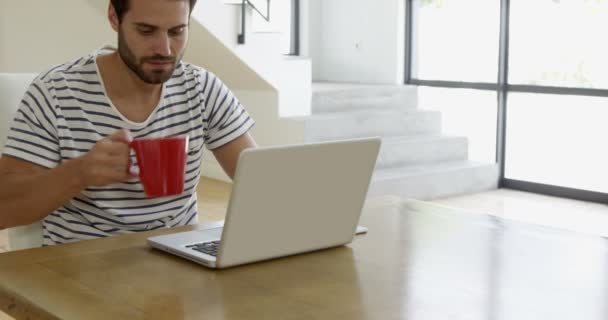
[98,52,162,100]
[96,52,164,123]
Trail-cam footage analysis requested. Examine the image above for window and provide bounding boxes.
[408,0,608,201]
[510,0,608,88]
[506,93,608,193]
[410,0,500,169]
[413,0,500,83]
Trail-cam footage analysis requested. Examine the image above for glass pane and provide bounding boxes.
[418,87,497,163]
[412,0,500,82]
[505,93,608,193]
[510,0,608,88]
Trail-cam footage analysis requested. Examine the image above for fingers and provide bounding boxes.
[96,166,134,183]
[104,130,138,178]
[128,165,140,176]
[89,152,131,173]
[110,142,131,157]
[104,130,133,157]
[93,140,130,160]
[104,154,138,178]
[107,129,133,144]
[80,130,137,186]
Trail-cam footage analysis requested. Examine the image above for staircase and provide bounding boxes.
[191,1,499,200]
[293,82,499,200]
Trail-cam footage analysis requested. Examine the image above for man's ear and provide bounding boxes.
[108,3,120,32]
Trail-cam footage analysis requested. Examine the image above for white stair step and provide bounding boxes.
[312,83,417,114]
[377,135,468,168]
[312,82,417,98]
[300,110,442,142]
[368,161,499,200]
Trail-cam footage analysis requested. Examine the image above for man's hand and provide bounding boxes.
[75,129,137,187]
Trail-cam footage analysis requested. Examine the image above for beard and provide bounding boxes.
[117,29,184,84]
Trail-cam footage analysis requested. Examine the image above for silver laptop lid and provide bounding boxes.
[215,137,381,268]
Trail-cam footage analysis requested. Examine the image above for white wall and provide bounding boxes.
[305,0,405,84]
[0,0,116,73]
[304,0,323,79]
[0,0,274,92]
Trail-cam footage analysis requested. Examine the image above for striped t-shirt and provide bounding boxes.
[2,46,255,245]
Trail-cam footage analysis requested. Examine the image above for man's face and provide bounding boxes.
[115,0,190,84]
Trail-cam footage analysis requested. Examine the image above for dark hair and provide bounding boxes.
[111,0,198,22]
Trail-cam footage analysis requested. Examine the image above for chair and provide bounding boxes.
[0,73,44,250]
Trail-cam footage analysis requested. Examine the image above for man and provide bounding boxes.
[0,0,257,245]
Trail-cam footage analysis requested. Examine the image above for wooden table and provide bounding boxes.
[1,197,607,320]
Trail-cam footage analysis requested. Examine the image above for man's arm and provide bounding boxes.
[0,157,86,228]
[212,132,257,180]
[0,129,134,229]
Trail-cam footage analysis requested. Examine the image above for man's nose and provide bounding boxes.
[153,33,172,57]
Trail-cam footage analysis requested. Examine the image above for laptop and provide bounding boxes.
[147,137,381,269]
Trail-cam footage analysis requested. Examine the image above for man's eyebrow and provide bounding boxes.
[133,23,188,30]
[169,24,188,30]
[134,23,157,29]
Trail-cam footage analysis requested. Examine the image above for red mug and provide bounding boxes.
[130,136,189,197]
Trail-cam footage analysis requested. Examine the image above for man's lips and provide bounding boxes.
[146,60,173,66]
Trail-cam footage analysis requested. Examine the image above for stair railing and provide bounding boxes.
[238,0,270,44]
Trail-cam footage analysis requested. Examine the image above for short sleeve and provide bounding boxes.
[199,71,255,150]
[2,77,61,168]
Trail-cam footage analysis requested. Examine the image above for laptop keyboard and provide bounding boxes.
[186,240,220,256]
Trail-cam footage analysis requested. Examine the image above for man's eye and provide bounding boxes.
[139,29,154,35]
[170,28,185,36]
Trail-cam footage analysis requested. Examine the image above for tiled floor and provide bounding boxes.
[1,180,608,319]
